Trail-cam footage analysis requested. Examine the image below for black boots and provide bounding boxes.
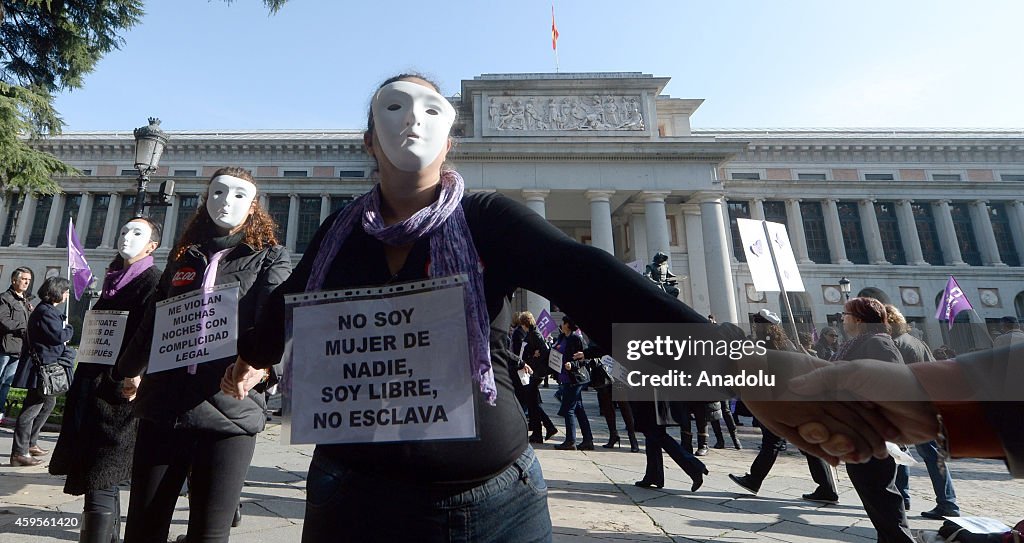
[79,511,116,543]
[730,430,743,450]
[628,433,640,453]
[695,433,709,456]
[712,421,726,449]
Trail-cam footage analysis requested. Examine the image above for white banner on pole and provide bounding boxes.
[149,284,239,373]
[77,310,129,365]
[285,276,478,445]
[737,218,805,292]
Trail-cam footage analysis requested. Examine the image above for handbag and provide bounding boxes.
[569,360,590,385]
[589,358,612,389]
[25,329,71,397]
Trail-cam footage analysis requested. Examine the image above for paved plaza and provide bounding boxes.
[2,388,1021,542]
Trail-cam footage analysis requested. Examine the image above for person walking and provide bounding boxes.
[633,400,709,492]
[553,316,594,451]
[0,267,33,423]
[884,304,960,520]
[520,311,558,444]
[9,277,75,467]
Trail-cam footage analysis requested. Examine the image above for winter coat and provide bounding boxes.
[0,287,32,355]
[116,237,291,436]
[49,264,161,495]
[12,302,74,390]
[893,332,936,365]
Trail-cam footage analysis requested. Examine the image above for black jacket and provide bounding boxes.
[116,238,291,436]
[0,287,33,355]
[49,264,161,495]
[836,333,904,365]
[12,302,75,390]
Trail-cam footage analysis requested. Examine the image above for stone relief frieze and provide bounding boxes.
[487,95,645,132]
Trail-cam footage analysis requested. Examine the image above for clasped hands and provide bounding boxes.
[740,351,938,466]
[219,357,268,400]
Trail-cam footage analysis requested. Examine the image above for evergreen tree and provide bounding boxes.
[1,0,285,195]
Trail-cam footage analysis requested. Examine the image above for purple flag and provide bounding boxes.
[68,218,94,301]
[934,275,973,330]
[536,309,557,340]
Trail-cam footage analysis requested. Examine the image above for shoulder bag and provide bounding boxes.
[25,328,70,397]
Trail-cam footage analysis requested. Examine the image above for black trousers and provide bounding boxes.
[11,387,56,457]
[596,386,635,439]
[124,419,256,543]
[847,456,914,543]
[748,427,835,493]
[678,401,707,450]
[524,379,554,436]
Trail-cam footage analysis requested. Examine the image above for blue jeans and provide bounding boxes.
[303,446,551,543]
[915,441,959,513]
[0,354,20,414]
[557,383,593,444]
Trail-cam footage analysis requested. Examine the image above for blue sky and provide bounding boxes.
[54,0,1024,131]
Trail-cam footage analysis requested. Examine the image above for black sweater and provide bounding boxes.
[240,192,707,483]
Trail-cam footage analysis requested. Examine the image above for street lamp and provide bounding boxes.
[132,118,170,218]
[838,276,852,301]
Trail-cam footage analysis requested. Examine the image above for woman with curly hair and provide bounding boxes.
[114,167,292,542]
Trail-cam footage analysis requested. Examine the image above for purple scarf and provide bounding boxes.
[307,170,496,405]
[101,256,154,299]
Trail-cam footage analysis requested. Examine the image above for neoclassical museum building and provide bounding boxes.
[3,72,1023,351]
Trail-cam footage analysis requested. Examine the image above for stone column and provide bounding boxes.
[859,199,888,264]
[259,194,269,214]
[1007,200,1024,265]
[933,200,965,266]
[681,204,710,316]
[0,193,10,240]
[586,190,616,255]
[750,198,765,221]
[11,195,37,247]
[320,193,331,223]
[521,190,551,316]
[970,200,1005,266]
[286,193,300,251]
[642,191,672,266]
[40,193,65,247]
[822,199,852,265]
[76,192,93,241]
[161,195,178,250]
[99,193,121,249]
[697,194,738,323]
[522,189,550,218]
[785,198,811,264]
[721,201,738,264]
[895,200,927,266]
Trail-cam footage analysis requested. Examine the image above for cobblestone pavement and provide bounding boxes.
[2,387,1020,542]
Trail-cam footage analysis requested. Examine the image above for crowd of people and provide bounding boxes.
[0,72,1020,543]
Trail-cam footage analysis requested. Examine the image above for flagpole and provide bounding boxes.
[66,216,73,317]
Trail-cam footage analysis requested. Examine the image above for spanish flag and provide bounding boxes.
[551,5,559,51]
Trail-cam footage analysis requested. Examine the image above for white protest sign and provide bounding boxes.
[764,220,805,292]
[548,347,563,373]
[737,218,805,292]
[286,276,478,445]
[77,310,129,365]
[600,355,630,383]
[148,284,239,373]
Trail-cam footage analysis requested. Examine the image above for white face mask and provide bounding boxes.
[371,80,456,172]
[206,175,257,230]
[117,220,154,261]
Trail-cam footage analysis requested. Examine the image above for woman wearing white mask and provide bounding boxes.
[50,216,162,543]
[114,167,291,543]
[223,74,714,542]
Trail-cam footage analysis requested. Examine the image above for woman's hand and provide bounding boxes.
[523,364,534,375]
[564,361,573,370]
[220,357,266,400]
[572,351,584,361]
[122,376,141,401]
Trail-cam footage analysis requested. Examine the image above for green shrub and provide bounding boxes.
[3,388,66,425]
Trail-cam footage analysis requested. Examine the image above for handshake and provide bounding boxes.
[740,351,945,467]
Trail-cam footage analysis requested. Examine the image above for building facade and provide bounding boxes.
[3,72,1023,351]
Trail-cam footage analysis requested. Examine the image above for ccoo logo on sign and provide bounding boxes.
[172,268,198,287]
